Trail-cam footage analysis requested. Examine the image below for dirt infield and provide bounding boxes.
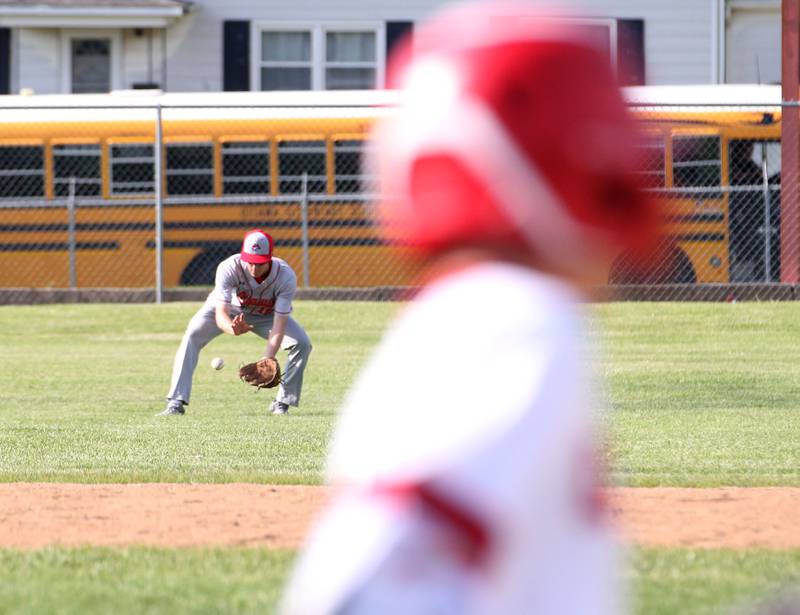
[1,484,799,550]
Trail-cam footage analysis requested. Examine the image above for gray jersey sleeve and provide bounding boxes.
[274,262,297,314]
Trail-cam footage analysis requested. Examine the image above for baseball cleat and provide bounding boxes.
[158,401,186,416]
[270,401,289,415]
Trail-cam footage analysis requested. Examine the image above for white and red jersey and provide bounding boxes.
[283,261,622,615]
[209,254,296,316]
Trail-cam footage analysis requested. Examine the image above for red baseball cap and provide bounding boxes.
[240,229,273,264]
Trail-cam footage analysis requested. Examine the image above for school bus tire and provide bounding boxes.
[180,243,240,286]
[609,246,696,285]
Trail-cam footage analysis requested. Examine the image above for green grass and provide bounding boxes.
[0,547,798,615]
[0,301,398,483]
[3,300,800,614]
[0,547,294,614]
[2,300,800,485]
[595,303,800,486]
[629,548,800,615]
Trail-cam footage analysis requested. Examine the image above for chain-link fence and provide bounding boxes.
[0,100,410,303]
[0,98,796,303]
[610,101,789,300]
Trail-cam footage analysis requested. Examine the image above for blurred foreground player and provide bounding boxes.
[282,2,659,613]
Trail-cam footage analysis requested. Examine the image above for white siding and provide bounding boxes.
[528,0,717,84]
[644,11,716,83]
[165,1,443,92]
[164,12,215,91]
[164,0,718,90]
[10,0,722,94]
[122,29,166,89]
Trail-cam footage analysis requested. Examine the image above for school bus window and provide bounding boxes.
[166,143,214,196]
[632,136,665,188]
[110,143,155,195]
[222,141,270,195]
[278,140,327,194]
[672,135,721,189]
[0,145,44,198]
[54,144,101,197]
[334,139,371,194]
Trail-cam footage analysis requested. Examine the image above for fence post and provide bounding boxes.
[300,173,310,288]
[154,104,165,303]
[67,177,77,289]
[761,142,772,282]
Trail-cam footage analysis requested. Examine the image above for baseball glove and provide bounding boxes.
[239,357,282,390]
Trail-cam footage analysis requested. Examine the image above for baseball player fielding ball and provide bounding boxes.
[210,357,224,371]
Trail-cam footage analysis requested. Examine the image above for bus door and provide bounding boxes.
[727,135,781,283]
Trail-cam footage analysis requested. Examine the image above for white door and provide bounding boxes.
[62,30,122,93]
[726,6,780,84]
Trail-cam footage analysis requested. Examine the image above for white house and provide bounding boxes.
[0,0,782,95]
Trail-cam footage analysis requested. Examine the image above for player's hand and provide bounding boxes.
[231,313,253,336]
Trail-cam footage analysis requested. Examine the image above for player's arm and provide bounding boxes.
[215,302,252,336]
[211,258,252,336]
[263,311,288,358]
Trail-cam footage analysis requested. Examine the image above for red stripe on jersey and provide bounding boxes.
[372,482,490,567]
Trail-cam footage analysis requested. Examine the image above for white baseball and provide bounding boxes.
[210,357,225,370]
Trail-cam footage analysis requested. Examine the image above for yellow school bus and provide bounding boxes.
[612,84,782,284]
[0,85,785,289]
[0,90,405,289]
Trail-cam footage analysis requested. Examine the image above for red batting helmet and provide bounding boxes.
[373,1,659,273]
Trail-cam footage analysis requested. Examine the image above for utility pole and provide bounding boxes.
[781,0,800,282]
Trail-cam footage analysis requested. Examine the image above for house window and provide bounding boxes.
[260,31,312,90]
[549,18,645,86]
[254,23,384,90]
[325,32,376,89]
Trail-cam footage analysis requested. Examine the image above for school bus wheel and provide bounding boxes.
[609,246,696,285]
[180,243,240,286]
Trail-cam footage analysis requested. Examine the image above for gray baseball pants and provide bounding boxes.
[166,302,312,407]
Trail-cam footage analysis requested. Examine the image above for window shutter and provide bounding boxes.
[223,20,250,91]
[386,21,413,59]
[0,28,10,95]
[617,19,645,86]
